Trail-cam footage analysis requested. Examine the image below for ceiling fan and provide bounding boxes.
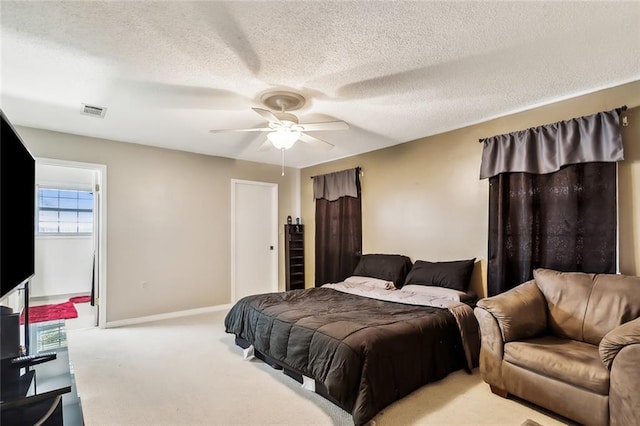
[209,91,349,152]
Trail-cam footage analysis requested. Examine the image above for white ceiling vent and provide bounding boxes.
[80,103,107,118]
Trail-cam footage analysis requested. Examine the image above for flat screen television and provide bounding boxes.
[1,108,36,299]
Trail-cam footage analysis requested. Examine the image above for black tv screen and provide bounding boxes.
[1,108,36,299]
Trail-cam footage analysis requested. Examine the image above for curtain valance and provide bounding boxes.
[313,168,359,201]
[479,108,625,180]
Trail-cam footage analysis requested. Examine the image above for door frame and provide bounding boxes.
[35,157,107,328]
[230,179,278,303]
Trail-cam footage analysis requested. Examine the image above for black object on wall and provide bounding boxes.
[1,108,36,299]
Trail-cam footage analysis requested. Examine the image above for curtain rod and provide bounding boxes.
[477,105,628,143]
[310,166,361,179]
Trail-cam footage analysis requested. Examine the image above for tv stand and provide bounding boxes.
[1,349,81,425]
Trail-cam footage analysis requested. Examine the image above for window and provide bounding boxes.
[38,188,93,234]
[31,320,68,352]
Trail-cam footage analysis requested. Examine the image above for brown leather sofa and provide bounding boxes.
[474,268,640,426]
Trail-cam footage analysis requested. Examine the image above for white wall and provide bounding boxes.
[32,236,94,297]
[37,164,94,189]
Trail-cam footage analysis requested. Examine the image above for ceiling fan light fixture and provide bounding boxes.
[268,129,300,149]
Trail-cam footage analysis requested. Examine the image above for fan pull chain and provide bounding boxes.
[281,148,285,176]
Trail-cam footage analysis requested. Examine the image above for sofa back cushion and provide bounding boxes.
[583,274,640,345]
[533,268,595,341]
[534,268,640,345]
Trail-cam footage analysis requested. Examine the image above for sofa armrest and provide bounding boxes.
[600,317,640,369]
[475,280,547,342]
[474,306,505,387]
[605,317,640,426]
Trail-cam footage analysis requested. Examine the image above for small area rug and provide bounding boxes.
[20,301,78,324]
[69,295,91,304]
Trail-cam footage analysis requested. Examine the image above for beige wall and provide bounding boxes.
[15,80,640,320]
[619,103,640,276]
[17,127,299,322]
[301,81,640,298]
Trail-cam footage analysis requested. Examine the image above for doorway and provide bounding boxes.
[231,179,278,302]
[34,158,107,330]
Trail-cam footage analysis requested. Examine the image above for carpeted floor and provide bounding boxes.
[67,310,571,425]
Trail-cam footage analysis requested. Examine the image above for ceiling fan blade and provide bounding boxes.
[298,121,349,132]
[252,107,282,125]
[258,139,273,152]
[299,133,334,150]
[209,127,272,133]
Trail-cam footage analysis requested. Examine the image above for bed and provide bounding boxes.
[224,254,480,425]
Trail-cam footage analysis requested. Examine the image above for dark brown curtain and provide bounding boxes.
[487,162,617,296]
[315,172,362,287]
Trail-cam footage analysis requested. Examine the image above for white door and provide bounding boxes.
[231,180,278,302]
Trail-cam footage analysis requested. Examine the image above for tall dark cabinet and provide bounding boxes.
[284,224,305,291]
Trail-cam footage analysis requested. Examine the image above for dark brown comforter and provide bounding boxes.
[224,287,477,425]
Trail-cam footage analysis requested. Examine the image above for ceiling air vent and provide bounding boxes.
[80,103,107,118]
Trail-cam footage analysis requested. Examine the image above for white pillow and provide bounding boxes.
[344,276,396,290]
[400,284,474,302]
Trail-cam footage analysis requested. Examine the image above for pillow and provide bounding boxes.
[344,276,396,290]
[351,254,413,288]
[400,284,476,303]
[403,258,476,292]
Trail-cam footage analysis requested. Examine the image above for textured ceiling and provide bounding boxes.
[1,1,639,168]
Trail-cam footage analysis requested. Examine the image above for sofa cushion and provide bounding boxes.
[583,274,640,346]
[533,268,595,341]
[504,335,610,395]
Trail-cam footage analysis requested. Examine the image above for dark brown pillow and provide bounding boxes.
[352,254,413,289]
[404,259,476,292]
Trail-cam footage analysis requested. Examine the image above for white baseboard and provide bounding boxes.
[106,304,232,328]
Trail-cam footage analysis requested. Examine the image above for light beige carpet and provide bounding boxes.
[66,310,570,425]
